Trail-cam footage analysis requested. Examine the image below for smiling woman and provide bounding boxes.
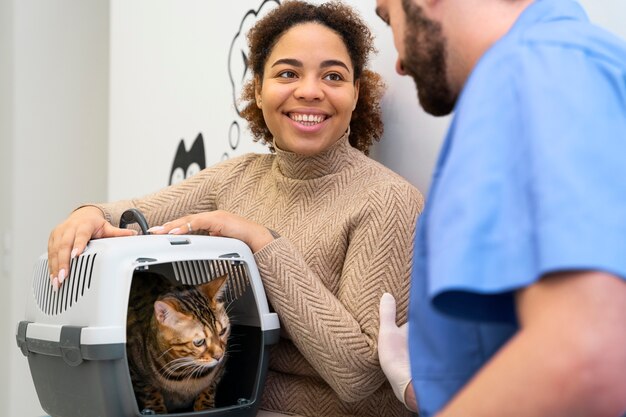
[240,0,385,156]
[254,22,359,156]
[45,1,423,416]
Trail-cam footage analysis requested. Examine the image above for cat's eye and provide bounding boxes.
[219,327,228,337]
[193,338,206,347]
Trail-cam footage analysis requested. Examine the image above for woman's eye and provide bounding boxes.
[193,338,206,347]
[278,70,297,79]
[324,73,343,82]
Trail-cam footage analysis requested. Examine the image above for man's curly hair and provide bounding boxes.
[240,0,385,155]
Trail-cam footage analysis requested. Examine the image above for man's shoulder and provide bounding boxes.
[521,19,626,69]
[464,17,626,109]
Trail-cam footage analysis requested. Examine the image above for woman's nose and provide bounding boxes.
[294,76,324,101]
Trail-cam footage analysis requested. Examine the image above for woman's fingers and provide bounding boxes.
[148,216,209,235]
[49,224,137,290]
[102,222,139,238]
[54,234,73,286]
[148,211,273,252]
[47,230,61,289]
[47,206,138,291]
[148,212,234,237]
[49,226,79,290]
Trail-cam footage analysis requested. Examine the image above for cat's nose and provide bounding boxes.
[211,347,224,361]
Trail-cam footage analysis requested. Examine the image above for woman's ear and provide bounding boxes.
[254,76,263,108]
[353,79,360,111]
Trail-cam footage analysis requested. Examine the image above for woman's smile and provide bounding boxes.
[289,112,328,125]
[286,110,330,134]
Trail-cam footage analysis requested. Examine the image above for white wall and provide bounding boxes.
[2,1,625,417]
[1,1,109,416]
[108,0,279,200]
[583,0,625,32]
[0,0,15,413]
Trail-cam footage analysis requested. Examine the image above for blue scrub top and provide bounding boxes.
[409,0,626,415]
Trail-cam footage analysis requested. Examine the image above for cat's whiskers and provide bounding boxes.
[190,364,206,380]
[162,356,217,379]
[156,347,175,360]
[175,363,196,380]
[180,365,203,391]
[179,362,213,388]
[225,340,243,354]
[160,357,195,377]
[224,299,236,313]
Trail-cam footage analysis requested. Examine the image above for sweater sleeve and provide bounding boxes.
[254,180,422,402]
[94,155,254,228]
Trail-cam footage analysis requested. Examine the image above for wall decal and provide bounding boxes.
[224,0,280,160]
[169,133,206,185]
[166,0,279,188]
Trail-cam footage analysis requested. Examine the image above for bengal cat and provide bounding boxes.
[126,273,230,414]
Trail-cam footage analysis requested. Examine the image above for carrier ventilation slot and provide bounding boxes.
[32,254,98,316]
[171,260,249,302]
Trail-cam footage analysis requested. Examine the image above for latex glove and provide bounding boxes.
[378,292,412,407]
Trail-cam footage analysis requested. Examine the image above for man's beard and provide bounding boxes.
[401,0,456,116]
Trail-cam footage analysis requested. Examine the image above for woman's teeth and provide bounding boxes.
[290,113,326,125]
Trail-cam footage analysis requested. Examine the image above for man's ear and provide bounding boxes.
[423,0,443,18]
[255,76,263,108]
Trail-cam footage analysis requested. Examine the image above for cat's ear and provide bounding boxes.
[154,300,184,327]
[199,275,228,302]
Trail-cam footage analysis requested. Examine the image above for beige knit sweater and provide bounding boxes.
[99,134,423,416]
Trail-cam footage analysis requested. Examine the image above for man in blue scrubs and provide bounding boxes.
[375,0,626,416]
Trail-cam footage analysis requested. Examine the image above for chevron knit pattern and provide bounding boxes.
[98,133,423,417]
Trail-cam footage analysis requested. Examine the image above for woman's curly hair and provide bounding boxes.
[240,0,385,155]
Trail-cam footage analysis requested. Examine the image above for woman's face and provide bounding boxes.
[256,23,359,156]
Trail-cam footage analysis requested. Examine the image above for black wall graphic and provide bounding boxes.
[168,1,279,185]
[169,133,206,185]
[225,0,280,160]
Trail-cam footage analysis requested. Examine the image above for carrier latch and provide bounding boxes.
[16,321,31,356]
[59,325,85,366]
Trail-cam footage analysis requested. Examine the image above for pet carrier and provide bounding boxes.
[16,228,279,417]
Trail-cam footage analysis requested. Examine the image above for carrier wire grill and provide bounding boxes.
[171,259,250,303]
[32,254,98,316]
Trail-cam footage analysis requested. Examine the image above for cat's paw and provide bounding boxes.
[193,392,216,411]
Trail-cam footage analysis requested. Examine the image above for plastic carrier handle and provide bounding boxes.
[119,208,150,235]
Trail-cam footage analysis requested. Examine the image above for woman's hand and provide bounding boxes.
[148,210,274,253]
[47,206,137,290]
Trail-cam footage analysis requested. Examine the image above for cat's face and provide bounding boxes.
[154,276,230,369]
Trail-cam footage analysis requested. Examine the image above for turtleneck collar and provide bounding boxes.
[272,130,357,180]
